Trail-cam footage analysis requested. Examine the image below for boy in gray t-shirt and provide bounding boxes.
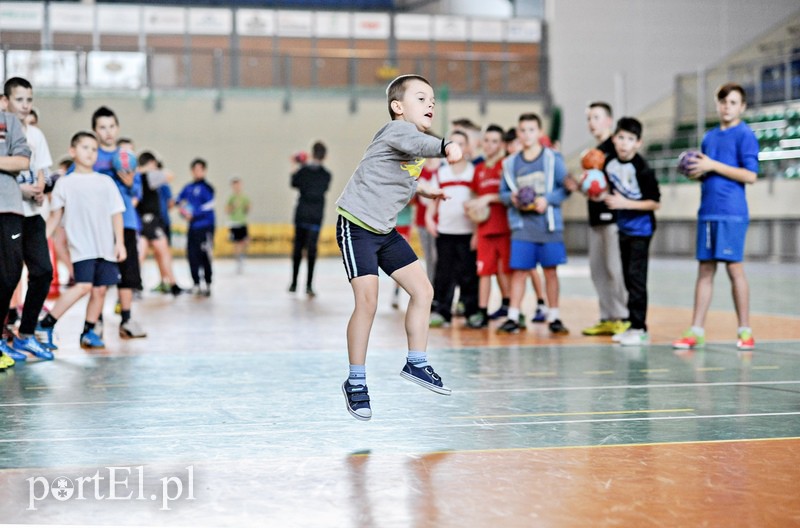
[335,74,462,421]
[0,111,31,370]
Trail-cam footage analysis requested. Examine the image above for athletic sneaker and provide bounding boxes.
[35,325,58,351]
[13,336,54,360]
[80,330,105,349]
[114,300,122,315]
[497,318,522,334]
[151,282,169,294]
[737,330,755,351]
[611,320,631,335]
[171,284,183,296]
[548,319,569,335]
[306,287,316,298]
[582,320,617,336]
[288,284,297,293]
[672,329,705,349]
[488,306,508,320]
[466,312,488,329]
[342,381,372,421]
[192,285,204,295]
[618,329,650,346]
[429,312,450,328]
[400,361,451,395]
[119,320,147,339]
[454,301,466,317]
[95,316,104,339]
[0,352,14,370]
[0,340,25,362]
[531,306,547,323]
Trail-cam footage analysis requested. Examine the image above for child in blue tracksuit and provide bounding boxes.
[177,158,215,296]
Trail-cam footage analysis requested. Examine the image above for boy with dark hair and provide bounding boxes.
[336,74,461,420]
[178,158,215,296]
[289,141,331,296]
[497,113,570,335]
[673,83,759,351]
[465,124,512,329]
[1,77,54,360]
[576,102,630,337]
[604,117,661,346]
[425,130,478,327]
[0,107,31,369]
[39,132,126,350]
[89,106,146,339]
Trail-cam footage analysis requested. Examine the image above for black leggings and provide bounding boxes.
[19,215,53,335]
[0,214,24,327]
[291,225,321,288]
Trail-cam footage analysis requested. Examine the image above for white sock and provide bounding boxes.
[691,326,705,336]
[507,308,520,322]
[738,327,751,335]
[547,308,560,322]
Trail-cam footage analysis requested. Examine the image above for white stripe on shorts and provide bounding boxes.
[339,216,357,280]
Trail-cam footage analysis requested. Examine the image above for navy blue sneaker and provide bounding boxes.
[531,306,547,323]
[13,336,54,360]
[0,340,26,362]
[34,325,58,351]
[400,362,451,395]
[488,306,508,320]
[342,381,372,421]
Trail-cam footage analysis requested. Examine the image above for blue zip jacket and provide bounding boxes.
[177,179,216,231]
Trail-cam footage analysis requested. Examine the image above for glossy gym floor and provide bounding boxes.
[1,256,799,527]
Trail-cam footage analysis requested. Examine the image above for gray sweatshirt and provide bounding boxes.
[336,120,445,234]
[0,112,31,215]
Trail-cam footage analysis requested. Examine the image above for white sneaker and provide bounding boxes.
[119,319,147,339]
[612,330,626,343]
[618,329,650,346]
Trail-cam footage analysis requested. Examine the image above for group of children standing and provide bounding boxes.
[335,74,759,420]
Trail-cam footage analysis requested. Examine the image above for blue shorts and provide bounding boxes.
[336,215,418,280]
[73,258,122,287]
[696,219,748,262]
[509,240,567,270]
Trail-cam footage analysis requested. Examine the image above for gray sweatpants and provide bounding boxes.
[588,223,628,321]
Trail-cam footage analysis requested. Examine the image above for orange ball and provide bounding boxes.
[581,148,606,170]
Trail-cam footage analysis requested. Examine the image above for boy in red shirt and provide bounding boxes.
[465,125,511,328]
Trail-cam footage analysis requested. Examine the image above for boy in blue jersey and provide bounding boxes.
[86,107,147,342]
[178,158,215,296]
[603,117,661,346]
[335,74,462,421]
[673,83,759,351]
[497,113,570,336]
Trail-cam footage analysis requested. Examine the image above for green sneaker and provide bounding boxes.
[672,329,705,349]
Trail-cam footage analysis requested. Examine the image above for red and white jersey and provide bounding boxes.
[432,162,474,235]
[471,159,510,237]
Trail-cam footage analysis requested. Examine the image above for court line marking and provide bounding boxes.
[453,408,695,420]
[585,370,614,375]
[5,380,800,407]
[696,367,725,372]
[0,411,798,444]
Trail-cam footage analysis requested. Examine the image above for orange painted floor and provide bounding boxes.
[0,257,798,527]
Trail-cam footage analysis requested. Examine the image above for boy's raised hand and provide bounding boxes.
[445,142,463,164]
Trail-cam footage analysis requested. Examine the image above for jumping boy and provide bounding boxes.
[335,74,462,421]
[497,113,570,335]
[672,83,759,351]
[603,117,661,346]
[39,132,126,349]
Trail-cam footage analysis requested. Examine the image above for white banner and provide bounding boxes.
[236,9,275,37]
[97,5,142,35]
[50,3,94,33]
[143,7,186,35]
[395,14,432,41]
[433,16,467,42]
[469,19,505,42]
[87,51,146,90]
[314,11,350,39]
[353,13,390,39]
[189,8,232,36]
[276,10,313,38]
[0,2,44,32]
[507,18,541,43]
[3,51,78,88]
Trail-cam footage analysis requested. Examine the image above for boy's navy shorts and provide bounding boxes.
[696,219,747,262]
[509,239,567,270]
[336,215,418,281]
[73,258,121,287]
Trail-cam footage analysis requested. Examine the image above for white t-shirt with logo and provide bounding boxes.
[18,125,53,218]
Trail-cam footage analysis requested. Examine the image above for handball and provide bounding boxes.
[112,148,137,173]
[580,169,608,199]
[517,186,537,211]
[677,149,701,177]
[581,148,606,170]
[292,151,308,164]
[464,199,490,224]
